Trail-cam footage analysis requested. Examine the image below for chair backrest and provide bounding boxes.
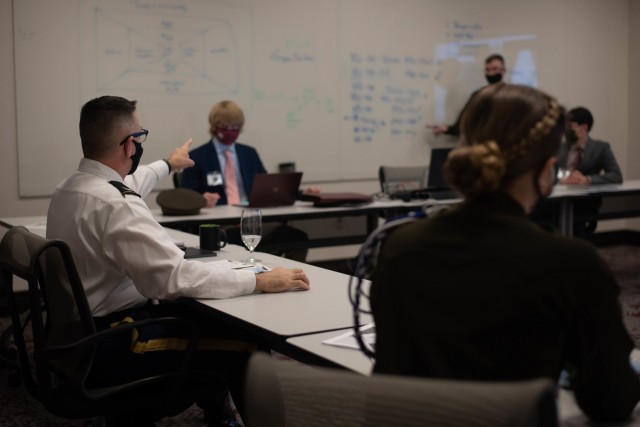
[0,226,225,422]
[378,165,428,193]
[245,352,558,427]
[0,226,96,400]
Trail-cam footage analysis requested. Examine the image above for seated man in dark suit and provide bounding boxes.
[557,106,623,234]
[181,100,312,261]
[181,100,265,207]
[557,106,622,185]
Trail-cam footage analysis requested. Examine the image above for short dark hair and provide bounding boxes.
[79,96,137,159]
[567,107,594,132]
[485,54,505,65]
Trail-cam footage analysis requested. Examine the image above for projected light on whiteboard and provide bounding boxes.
[510,50,538,87]
[433,34,539,122]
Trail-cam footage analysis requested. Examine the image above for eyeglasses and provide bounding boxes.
[120,128,149,145]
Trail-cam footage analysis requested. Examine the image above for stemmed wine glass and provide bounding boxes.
[240,208,262,265]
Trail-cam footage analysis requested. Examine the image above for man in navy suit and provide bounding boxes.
[181,100,266,207]
[181,100,310,261]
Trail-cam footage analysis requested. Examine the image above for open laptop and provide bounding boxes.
[424,148,459,200]
[237,172,303,208]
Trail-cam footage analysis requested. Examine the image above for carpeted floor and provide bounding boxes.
[598,245,640,347]
[0,335,225,426]
[1,244,640,425]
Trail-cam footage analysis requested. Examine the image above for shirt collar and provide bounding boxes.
[78,158,123,182]
[212,138,236,155]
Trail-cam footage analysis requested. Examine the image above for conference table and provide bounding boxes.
[152,197,431,252]
[549,179,640,236]
[0,198,432,254]
[0,218,373,367]
[5,179,640,245]
[175,235,372,362]
[152,180,640,245]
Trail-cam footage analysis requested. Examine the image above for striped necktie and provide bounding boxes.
[570,148,583,170]
[224,150,240,205]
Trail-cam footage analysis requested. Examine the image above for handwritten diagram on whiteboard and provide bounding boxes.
[93,8,240,95]
[80,1,253,105]
[14,0,566,196]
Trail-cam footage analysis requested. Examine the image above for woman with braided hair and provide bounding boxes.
[371,83,640,423]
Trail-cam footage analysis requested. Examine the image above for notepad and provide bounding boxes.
[323,323,376,350]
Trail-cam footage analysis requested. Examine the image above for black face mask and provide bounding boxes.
[128,141,143,175]
[565,129,578,144]
[485,73,502,84]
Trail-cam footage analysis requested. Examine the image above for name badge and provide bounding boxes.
[206,171,223,186]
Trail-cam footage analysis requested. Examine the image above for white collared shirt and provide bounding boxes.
[47,158,256,316]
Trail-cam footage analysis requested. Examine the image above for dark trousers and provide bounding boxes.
[91,301,258,420]
[530,196,601,237]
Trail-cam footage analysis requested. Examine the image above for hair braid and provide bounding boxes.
[503,99,561,162]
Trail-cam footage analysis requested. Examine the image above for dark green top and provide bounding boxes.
[371,193,640,422]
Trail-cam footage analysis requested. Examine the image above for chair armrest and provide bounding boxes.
[35,316,200,399]
[37,316,198,360]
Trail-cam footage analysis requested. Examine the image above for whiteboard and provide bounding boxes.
[13,0,565,196]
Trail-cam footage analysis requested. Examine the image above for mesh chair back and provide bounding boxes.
[245,352,558,427]
[0,226,228,422]
[0,226,95,395]
[379,166,428,193]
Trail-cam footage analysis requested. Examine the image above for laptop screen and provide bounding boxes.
[242,172,303,208]
[427,148,453,190]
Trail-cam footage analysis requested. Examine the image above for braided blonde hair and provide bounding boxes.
[444,84,564,198]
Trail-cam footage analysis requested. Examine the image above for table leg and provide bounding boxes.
[559,200,574,237]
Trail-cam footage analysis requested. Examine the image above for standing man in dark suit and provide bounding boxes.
[181,100,266,207]
[557,106,622,185]
[427,53,507,137]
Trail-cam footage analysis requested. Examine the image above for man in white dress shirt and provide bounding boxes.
[47,95,310,423]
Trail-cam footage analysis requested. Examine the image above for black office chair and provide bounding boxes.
[0,226,226,424]
[245,352,558,427]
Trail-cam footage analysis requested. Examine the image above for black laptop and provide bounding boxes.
[238,172,303,208]
[425,148,459,200]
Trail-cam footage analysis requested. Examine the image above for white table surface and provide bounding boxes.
[550,179,640,199]
[152,199,432,225]
[286,329,373,375]
[164,228,372,338]
[185,246,371,338]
